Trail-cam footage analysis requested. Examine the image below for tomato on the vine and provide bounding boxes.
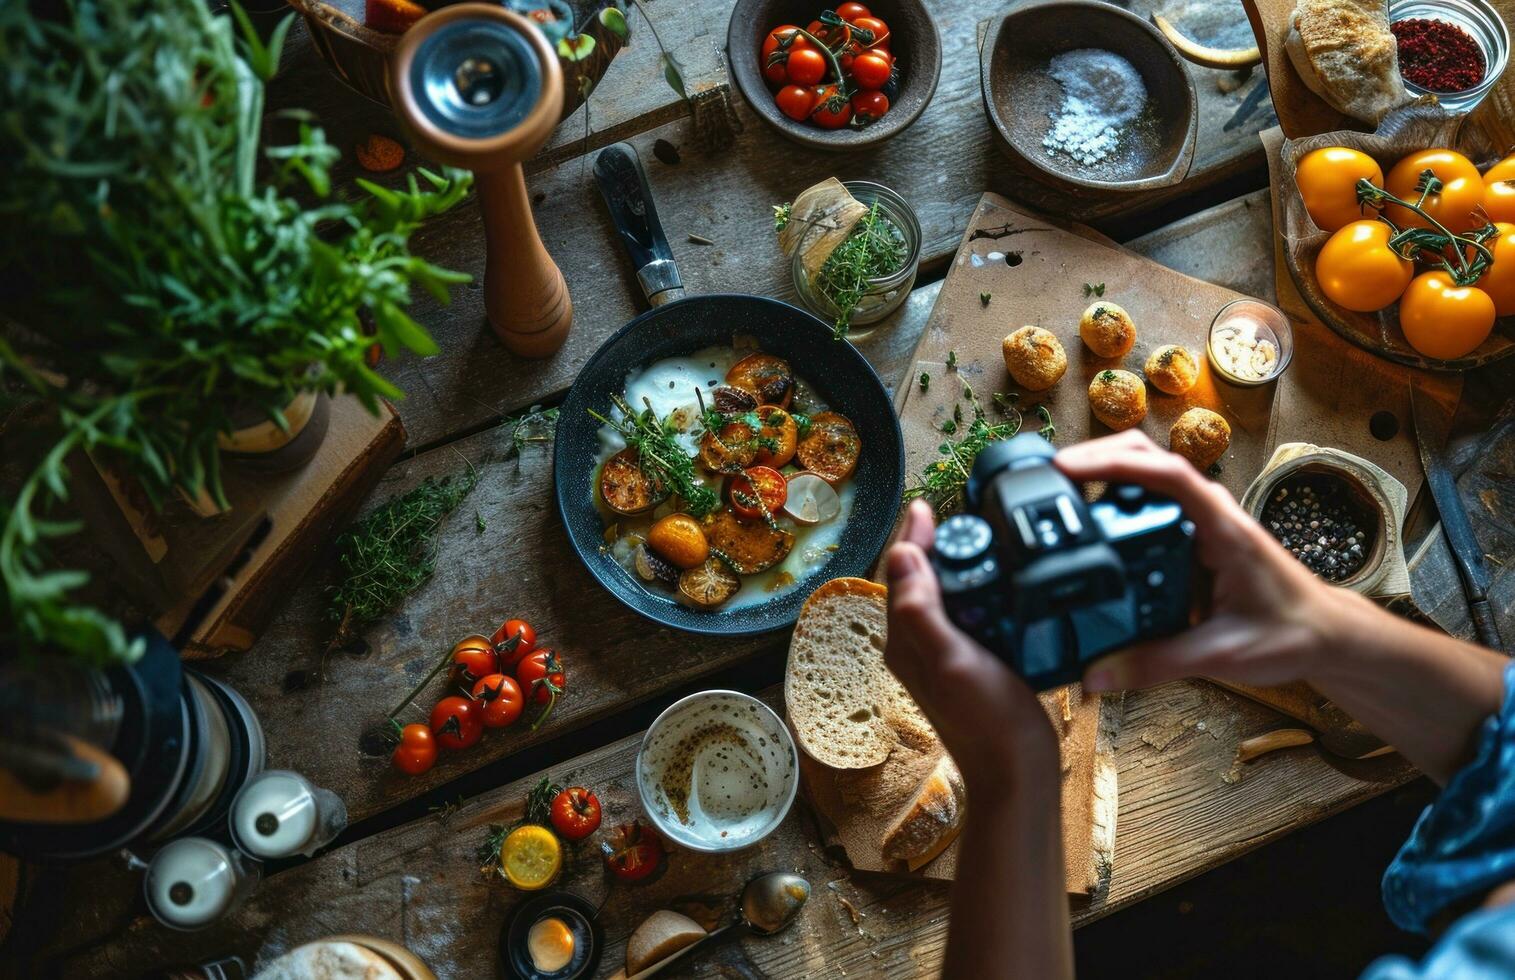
[851,89,890,123]
[429,695,483,751]
[728,466,788,520]
[836,2,871,19]
[1476,222,1515,316]
[775,84,816,121]
[1315,219,1413,312]
[471,673,525,729]
[601,820,665,882]
[1484,154,1515,185]
[1399,270,1495,360]
[850,49,891,90]
[806,18,850,49]
[450,634,497,687]
[1481,177,1515,225]
[549,787,602,842]
[760,25,806,85]
[491,618,537,668]
[850,14,890,46]
[391,723,437,776]
[809,84,852,129]
[1294,146,1383,232]
[1385,149,1483,233]
[785,46,826,86]
[518,649,565,706]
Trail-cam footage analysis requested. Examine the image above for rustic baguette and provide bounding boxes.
[880,754,967,863]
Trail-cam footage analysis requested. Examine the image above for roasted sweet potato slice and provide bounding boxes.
[725,353,795,409]
[753,405,799,468]
[599,447,667,515]
[698,419,758,473]
[702,507,794,574]
[796,411,861,484]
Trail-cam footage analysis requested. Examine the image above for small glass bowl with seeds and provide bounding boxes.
[1208,299,1294,387]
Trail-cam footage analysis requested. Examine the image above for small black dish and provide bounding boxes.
[552,294,905,637]
[500,891,604,980]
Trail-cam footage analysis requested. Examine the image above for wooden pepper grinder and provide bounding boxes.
[390,4,572,357]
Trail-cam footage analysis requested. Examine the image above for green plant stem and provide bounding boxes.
[1356,175,1495,283]
[387,645,456,722]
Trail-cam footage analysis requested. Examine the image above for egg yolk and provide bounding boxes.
[527,916,576,972]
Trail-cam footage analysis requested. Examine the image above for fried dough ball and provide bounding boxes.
[1170,407,1231,469]
[1088,369,1147,430]
[1079,302,1137,358]
[1144,345,1200,395]
[1001,326,1068,391]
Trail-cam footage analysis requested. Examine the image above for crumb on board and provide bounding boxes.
[354,134,405,173]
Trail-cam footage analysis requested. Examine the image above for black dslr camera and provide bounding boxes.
[929,434,1195,691]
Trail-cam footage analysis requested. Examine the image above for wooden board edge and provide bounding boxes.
[1087,691,1124,899]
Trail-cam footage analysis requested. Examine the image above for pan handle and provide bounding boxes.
[593,142,686,307]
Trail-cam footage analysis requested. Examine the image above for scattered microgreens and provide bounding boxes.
[980,292,992,307]
[941,419,958,434]
[475,511,487,534]
[773,203,793,232]
[947,350,959,371]
[906,400,1056,517]
[919,372,931,392]
[1083,282,1106,297]
[813,202,907,339]
[503,404,559,460]
[590,394,719,516]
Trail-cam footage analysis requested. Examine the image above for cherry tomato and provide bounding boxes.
[1481,176,1515,224]
[1315,219,1414,312]
[601,820,665,883]
[429,695,483,751]
[1385,149,1483,233]
[1294,146,1383,232]
[760,25,806,86]
[1476,222,1515,316]
[391,723,437,775]
[851,50,892,89]
[450,634,497,687]
[850,15,890,46]
[775,84,816,121]
[1484,154,1515,185]
[517,649,565,706]
[837,2,871,19]
[809,84,853,129]
[1399,270,1495,360]
[806,18,850,50]
[490,618,537,668]
[549,786,602,842]
[785,46,826,86]
[728,466,788,520]
[471,673,525,728]
[851,89,890,123]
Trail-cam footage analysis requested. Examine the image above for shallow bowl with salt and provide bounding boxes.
[981,0,1197,194]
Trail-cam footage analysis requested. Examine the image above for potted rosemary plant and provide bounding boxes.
[0,0,471,666]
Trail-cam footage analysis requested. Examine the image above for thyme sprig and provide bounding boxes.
[590,394,718,516]
[905,401,1056,517]
[477,776,562,877]
[814,202,908,339]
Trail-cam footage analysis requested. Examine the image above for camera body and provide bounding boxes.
[929,434,1195,691]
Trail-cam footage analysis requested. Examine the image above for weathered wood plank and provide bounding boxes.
[270,0,1276,449]
[52,681,1413,978]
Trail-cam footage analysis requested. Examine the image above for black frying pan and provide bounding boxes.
[552,143,903,635]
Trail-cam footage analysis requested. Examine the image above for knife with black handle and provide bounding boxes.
[592,142,686,308]
[1411,381,1506,652]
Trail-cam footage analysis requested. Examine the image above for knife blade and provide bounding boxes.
[1410,380,1506,652]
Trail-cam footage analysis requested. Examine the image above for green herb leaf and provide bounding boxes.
[918,372,930,392]
[979,292,991,307]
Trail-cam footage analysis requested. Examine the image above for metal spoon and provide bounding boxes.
[623,872,810,980]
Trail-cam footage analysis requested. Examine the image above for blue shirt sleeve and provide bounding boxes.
[1360,660,1515,979]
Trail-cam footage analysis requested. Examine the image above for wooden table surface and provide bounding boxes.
[17,0,1484,975]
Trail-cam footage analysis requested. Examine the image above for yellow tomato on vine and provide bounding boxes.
[1398,271,1495,360]
[1482,177,1515,225]
[1475,223,1515,317]
[1295,147,1383,232]
[1385,149,1483,234]
[1483,154,1515,186]
[1315,220,1413,312]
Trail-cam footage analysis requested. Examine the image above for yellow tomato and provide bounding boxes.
[1476,223,1515,317]
[1398,271,1495,360]
[646,513,710,569]
[1295,147,1383,232]
[1483,176,1515,225]
[499,824,563,890]
[1315,220,1414,312]
[1385,149,1483,233]
[1484,154,1515,185]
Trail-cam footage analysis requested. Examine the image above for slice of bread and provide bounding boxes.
[625,910,706,975]
[785,578,932,770]
[880,754,967,862]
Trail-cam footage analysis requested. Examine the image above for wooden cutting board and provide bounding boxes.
[898,192,1276,501]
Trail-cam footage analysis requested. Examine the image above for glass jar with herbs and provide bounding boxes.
[783,180,921,340]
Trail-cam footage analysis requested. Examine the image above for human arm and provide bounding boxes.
[884,502,1073,980]
[1055,430,1506,785]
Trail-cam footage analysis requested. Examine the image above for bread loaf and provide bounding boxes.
[1284,0,1411,125]
[784,578,932,770]
[880,754,967,862]
[253,941,401,980]
[625,910,706,975]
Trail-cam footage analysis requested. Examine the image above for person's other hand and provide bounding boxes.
[884,499,1058,794]
[1055,430,1345,693]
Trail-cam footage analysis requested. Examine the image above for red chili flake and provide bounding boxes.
[354,134,405,173]
[1391,17,1486,93]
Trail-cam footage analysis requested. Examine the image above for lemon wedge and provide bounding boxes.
[500,824,562,890]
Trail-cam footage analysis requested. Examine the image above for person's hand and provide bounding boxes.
[884,499,1059,795]
[1054,430,1348,693]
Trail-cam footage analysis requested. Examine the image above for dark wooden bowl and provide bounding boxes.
[726,0,941,152]
[981,0,1197,194]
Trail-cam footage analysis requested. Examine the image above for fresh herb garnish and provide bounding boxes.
[1036,404,1056,440]
[815,202,907,339]
[941,419,958,434]
[906,405,1057,517]
[1098,369,1117,383]
[791,412,813,438]
[591,395,719,516]
[477,776,562,877]
[947,350,958,371]
[475,511,487,534]
[1083,282,1106,297]
[773,202,793,232]
[980,292,992,307]
[919,372,931,392]
[503,405,559,459]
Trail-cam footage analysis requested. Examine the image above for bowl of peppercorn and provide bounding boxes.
[1388,0,1508,115]
[1243,444,1412,599]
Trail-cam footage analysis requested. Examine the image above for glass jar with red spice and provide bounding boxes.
[1389,0,1509,114]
